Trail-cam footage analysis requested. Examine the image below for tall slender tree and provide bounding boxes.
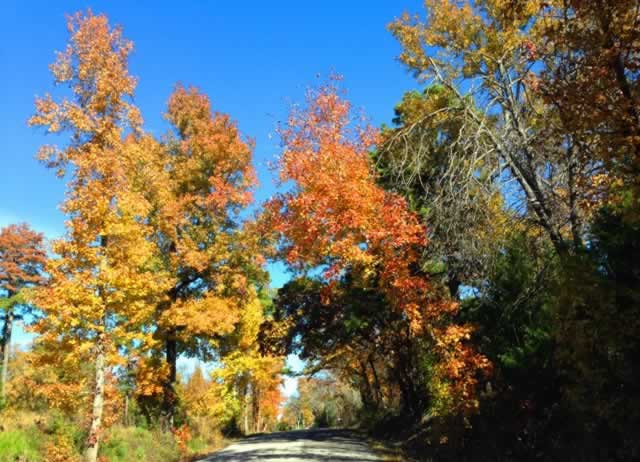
[29,11,170,462]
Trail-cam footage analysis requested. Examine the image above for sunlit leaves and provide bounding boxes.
[263,82,490,415]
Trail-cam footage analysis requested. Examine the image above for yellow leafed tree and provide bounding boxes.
[29,11,171,462]
[130,84,266,427]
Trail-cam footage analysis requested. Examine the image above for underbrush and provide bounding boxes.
[101,426,181,462]
[365,406,634,462]
[0,410,229,462]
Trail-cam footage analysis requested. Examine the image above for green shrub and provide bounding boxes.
[100,426,180,462]
[187,436,208,453]
[0,429,42,462]
[46,411,85,452]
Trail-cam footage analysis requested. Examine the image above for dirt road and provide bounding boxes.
[197,428,381,461]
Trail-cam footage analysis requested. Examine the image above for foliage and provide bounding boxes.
[553,206,640,454]
[382,0,640,459]
[0,224,46,295]
[376,85,511,296]
[262,275,427,416]
[389,0,593,256]
[538,0,640,210]
[279,374,362,431]
[138,82,263,427]
[216,294,285,435]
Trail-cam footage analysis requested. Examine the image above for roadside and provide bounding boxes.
[367,436,412,462]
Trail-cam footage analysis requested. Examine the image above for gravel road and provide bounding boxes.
[197,428,381,461]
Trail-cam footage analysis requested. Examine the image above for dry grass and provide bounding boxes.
[368,436,412,462]
[0,409,43,431]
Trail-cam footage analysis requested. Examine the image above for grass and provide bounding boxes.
[0,409,231,462]
[187,437,209,453]
[0,429,42,462]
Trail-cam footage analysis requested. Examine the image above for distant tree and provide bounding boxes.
[0,223,46,403]
[217,294,284,435]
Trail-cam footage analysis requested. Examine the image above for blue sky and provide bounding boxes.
[1,0,423,396]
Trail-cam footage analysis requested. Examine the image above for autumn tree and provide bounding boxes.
[537,0,640,214]
[29,11,170,462]
[217,293,284,434]
[132,83,264,428]
[180,364,237,442]
[262,275,423,415]
[0,223,46,403]
[389,0,596,255]
[261,82,490,418]
[376,86,513,297]
[296,375,361,428]
[280,394,315,430]
[388,1,640,456]
[535,3,640,451]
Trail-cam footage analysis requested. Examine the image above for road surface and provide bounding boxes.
[197,428,381,461]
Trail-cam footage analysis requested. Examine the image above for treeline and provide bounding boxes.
[278,375,361,431]
[261,1,640,460]
[1,2,639,461]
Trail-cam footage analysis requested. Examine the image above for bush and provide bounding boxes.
[187,436,208,453]
[100,426,181,462]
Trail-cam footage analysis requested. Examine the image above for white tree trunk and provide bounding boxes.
[84,335,106,462]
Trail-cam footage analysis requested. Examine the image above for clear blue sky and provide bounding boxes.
[1,0,423,393]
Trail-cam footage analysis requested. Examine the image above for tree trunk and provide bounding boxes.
[162,330,177,431]
[243,391,249,435]
[252,385,261,434]
[447,274,461,300]
[84,334,106,462]
[123,393,129,426]
[368,357,383,408]
[159,283,179,432]
[359,361,374,410]
[1,308,13,402]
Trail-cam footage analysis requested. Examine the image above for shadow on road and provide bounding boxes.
[198,429,380,461]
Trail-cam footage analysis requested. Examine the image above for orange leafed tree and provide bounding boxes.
[0,223,46,403]
[136,83,264,427]
[29,11,170,462]
[262,82,490,415]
